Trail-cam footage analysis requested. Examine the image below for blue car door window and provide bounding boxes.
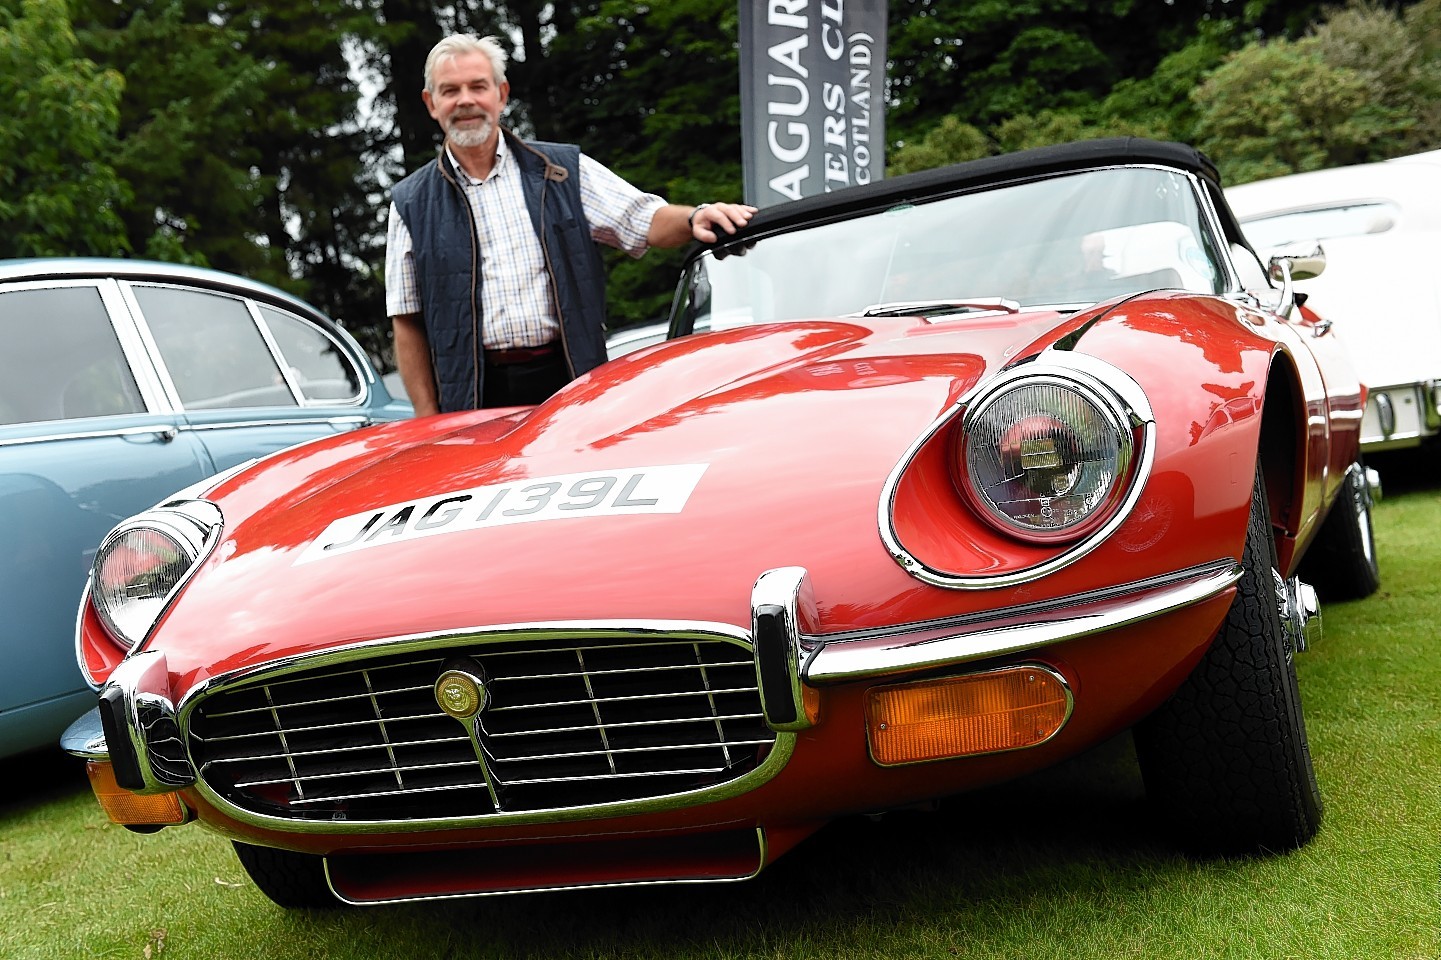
[0,287,146,425]
[258,306,361,403]
[134,285,298,409]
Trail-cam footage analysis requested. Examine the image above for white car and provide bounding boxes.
[606,316,722,359]
[1227,151,1441,451]
[604,320,673,358]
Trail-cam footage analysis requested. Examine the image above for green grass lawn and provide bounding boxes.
[3,459,1437,960]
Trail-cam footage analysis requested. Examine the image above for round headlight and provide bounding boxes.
[92,516,208,649]
[957,376,1134,543]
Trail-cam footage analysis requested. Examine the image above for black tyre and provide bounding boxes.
[233,841,337,908]
[1299,460,1380,601]
[1134,468,1322,856]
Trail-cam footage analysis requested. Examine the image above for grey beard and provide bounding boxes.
[448,115,493,148]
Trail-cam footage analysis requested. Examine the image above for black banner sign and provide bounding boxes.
[739,0,887,207]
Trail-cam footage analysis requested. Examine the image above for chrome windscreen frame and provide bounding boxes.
[879,350,1157,589]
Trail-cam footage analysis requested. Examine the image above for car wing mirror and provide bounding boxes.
[1265,240,1327,318]
[1267,240,1326,283]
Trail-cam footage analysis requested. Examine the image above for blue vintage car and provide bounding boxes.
[0,259,410,757]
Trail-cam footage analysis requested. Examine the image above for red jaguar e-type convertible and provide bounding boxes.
[65,138,1380,907]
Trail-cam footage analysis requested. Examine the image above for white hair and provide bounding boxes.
[424,34,508,92]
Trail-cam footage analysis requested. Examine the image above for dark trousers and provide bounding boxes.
[481,352,571,407]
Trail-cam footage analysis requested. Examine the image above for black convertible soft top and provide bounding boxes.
[717,137,1235,252]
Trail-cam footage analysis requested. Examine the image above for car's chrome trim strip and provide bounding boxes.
[751,567,819,732]
[182,416,372,432]
[0,416,368,448]
[322,827,769,904]
[61,707,109,760]
[92,650,197,792]
[804,560,1241,683]
[0,423,183,448]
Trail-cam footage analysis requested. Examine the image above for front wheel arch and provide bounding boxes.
[1257,354,1304,546]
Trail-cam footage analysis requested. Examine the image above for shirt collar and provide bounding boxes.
[446,136,508,186]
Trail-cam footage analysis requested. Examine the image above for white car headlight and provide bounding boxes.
[957,374,1135,543]
[92,502,222,650]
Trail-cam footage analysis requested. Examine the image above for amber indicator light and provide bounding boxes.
[86,761,188,826]
[866,666,1070,765]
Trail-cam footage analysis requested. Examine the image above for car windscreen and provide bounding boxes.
[675,166,1225,330]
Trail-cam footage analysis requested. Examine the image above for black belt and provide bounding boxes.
[485,343,559,366]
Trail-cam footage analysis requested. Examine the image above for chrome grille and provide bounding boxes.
[186,634,774,822]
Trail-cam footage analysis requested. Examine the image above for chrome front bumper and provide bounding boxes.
[1362,380,1441,450]
[66,559,1246,793]
[63,648,193,793]
[750,560,1243,730]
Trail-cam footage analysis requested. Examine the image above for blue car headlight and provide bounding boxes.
[92,501,222,650]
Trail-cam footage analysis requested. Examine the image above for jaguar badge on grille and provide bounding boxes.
[434,660,489,720]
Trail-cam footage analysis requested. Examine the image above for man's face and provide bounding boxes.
[424,51,509,149]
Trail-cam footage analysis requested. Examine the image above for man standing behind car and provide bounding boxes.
[385,33,755,414]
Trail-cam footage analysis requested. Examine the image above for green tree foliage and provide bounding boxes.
[0,0,128,257]
[1193,1,1428,183]
[887,16,1238,173]
[68,0,397,355]
[1092,21,1239,143]
[1407,0,1441,148]
[71,1,274,271]
[885,0,1322,147]
[887,116,991,175]
[372,0,444,175]
[888,0,1433,183]
[562,0,747,325]
[1310,0,1441,154]
[70,1,386,295]
[1193,43,1384,183]
[11,0,1438,358]
[218,2,395,335]
[991,109,1157,154]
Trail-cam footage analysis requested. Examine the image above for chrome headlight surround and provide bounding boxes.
[955,370,1136,543]
[91,500,223,651]
[880,351,1155,590]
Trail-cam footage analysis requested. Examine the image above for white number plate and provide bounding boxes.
[296,463,708,565]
